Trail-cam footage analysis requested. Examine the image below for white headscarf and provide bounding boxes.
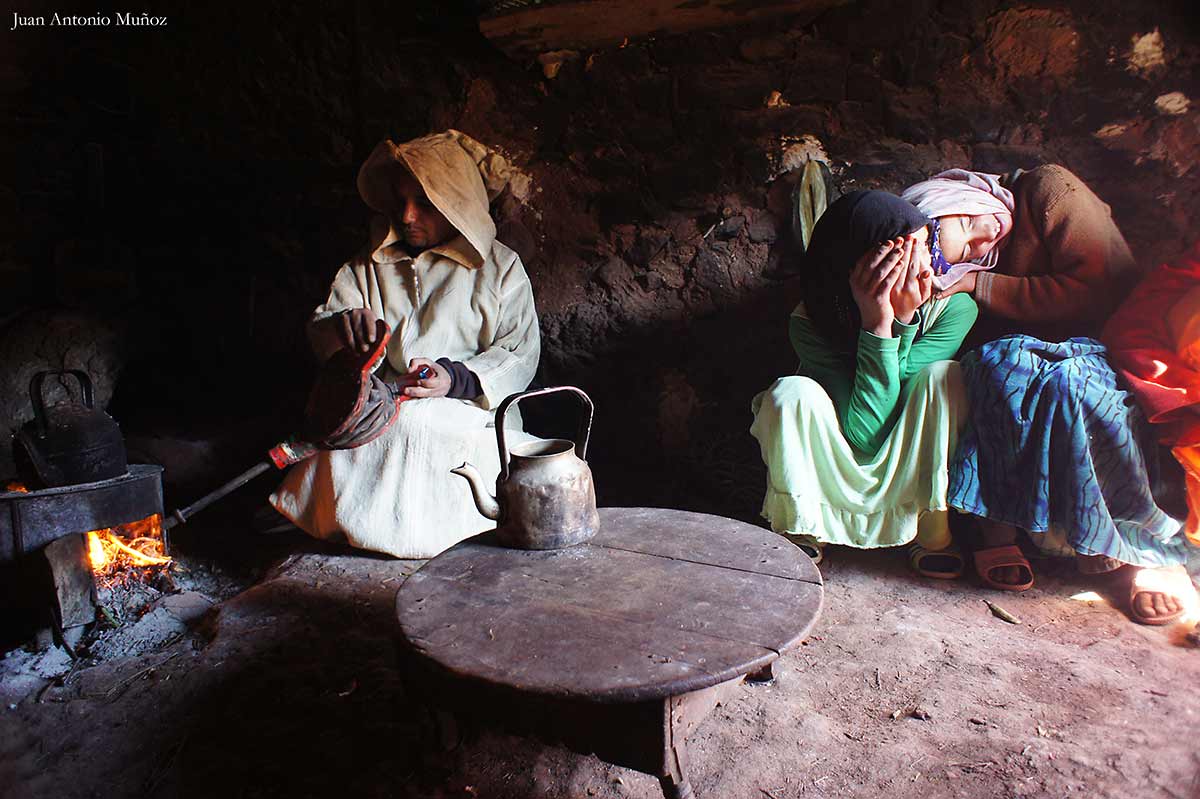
[901,169,1016,290]
[357,130,513,269]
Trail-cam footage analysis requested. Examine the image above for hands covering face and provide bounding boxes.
[850,234,933,338]
[889,234,933,325]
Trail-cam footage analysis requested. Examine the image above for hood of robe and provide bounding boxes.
[357,130,512,268]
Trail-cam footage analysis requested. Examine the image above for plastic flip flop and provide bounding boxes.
[908,542,964,580]
[1129,567,1194,626]
[783,533,824,565]
[973,544,1035,592]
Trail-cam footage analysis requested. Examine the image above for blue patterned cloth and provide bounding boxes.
[948,335,1189,567]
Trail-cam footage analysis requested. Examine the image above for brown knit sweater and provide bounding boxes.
[973,165,1141,341]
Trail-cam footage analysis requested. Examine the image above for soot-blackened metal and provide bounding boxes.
[0,465,165,564]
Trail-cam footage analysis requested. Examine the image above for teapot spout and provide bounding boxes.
[450,462,500,521]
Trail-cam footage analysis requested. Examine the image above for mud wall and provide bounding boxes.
[2,0,1197,517]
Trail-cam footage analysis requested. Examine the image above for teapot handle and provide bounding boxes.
[495,386,594,481]
[29,369,96,436]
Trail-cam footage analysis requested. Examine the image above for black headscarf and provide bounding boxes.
[798,190,930,366]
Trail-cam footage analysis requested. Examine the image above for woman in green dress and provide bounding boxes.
[750,190,977,573]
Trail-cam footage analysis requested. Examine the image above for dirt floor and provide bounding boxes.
[2,527,1198,799]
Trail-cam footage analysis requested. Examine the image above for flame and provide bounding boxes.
[4,481,29,494]
[86,514,171,587]
[87,530,109,569]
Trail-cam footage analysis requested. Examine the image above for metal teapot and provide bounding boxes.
[12,370,128,489]
[452,386,599,550]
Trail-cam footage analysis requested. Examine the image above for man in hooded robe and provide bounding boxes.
[269,131,541,558]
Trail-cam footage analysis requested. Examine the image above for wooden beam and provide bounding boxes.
[479,0,849,59]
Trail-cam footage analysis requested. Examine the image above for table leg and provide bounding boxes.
[746,659,776,683]
[659,772,695,799]
[398,645,462,761]
[659,738,695,799]
[433,708,461,751]
[659,692,700,799]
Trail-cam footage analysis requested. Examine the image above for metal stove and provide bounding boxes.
[1,465,165,563]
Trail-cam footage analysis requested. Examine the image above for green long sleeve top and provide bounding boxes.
[788,294,978,456]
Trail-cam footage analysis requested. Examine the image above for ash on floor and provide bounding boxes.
[1,539,1198,799]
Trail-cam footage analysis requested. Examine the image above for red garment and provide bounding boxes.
[1102,241,1200,542]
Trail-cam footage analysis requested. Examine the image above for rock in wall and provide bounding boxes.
[2,0,1197,520]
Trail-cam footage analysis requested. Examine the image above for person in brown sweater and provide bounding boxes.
[902,165,1142,343]
[897,167,1186,616]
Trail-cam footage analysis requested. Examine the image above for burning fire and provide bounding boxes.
[87,514,171,586]
[6,481,170,585]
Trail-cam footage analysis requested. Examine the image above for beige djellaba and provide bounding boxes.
[270,131,541,558]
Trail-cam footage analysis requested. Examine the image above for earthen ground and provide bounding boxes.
[2,530,1197,799]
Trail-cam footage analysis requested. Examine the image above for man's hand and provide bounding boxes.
[850,238,906,337]
[396,358,451,399]
[933,270,977,301]
[891,235,934,325]
[338,308,382,353]
[308,308,387,362]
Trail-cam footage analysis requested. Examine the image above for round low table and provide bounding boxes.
[396,507,823,798]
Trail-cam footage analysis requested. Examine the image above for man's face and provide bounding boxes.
[382,168,456,251]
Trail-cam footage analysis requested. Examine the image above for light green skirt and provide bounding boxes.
[749,361,967,549]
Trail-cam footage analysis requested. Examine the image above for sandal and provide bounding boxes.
[1129,567,1195,626]
[783,533,824,565]
[973,544,1035,592]
[908,542,964,580]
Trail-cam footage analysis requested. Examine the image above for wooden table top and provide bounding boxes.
[396,507,823,703]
